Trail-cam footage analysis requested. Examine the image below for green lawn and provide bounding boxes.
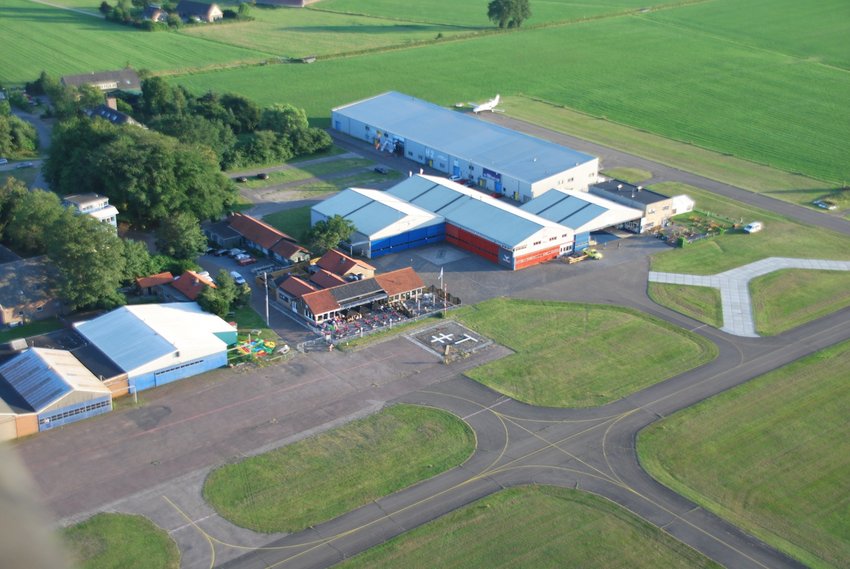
[262,206,311,243]
[0,318,62,343]
[650,182,850,275]
[601,167,653,184]
[242,158,374,189]
[63,513,179,569]
[279,169,402,198]
[174,0,850,183]
[453,299,717,408]
[639,339,850,569]
[0,0,270,86]
[647,283,722,328]
[339,486,719,569]
[750,269,850,336]
[203,404,474,533]
[232,304,278,342]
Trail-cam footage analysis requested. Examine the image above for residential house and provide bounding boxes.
[143,5,168,22]
[227,213,311,264]
[203,219,242,249]
[315,249,376,280]
[0,257,63,327]
[135,272,174,297]
[85,103,144,128]
[61,68,141,93]
[176,0,223,22]
[167,270,216,302]
[62,193,120,227]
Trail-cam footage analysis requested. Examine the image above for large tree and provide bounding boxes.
[488,0,531,28]
[155,212,207,260]
[307,214,356,255]
[0,177,28,241]
[197,269,251,318]
[48,211,126,310]
[5,189,64,256]
[121,239,156,285]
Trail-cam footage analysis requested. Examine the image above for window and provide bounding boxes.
[533,241,541,246]
[550,236,557,241]
[648,209,656,214]
[663,205,670,210]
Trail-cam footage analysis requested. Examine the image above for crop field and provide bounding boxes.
[639,339,850,568]
[339,486,719,569]
[203,404,474,533]
[173,0,850,183]
[0,0,270,86]
[454,299,716,408]
[650,182,850,275]
[749,269,850,336]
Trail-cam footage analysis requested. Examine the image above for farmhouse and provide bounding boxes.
[62,193,119,227]
[0,348,112,441]
[61,68,141,93]
[73,303,236,393]
[176,0,224,22]
[332,92,599,202]
[589,179,691,233]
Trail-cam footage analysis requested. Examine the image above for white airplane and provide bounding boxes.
[467,94,503,114]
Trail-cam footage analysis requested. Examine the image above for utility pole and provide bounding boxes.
[264,272,270,326]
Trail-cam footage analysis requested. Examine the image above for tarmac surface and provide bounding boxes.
[10,114,850,568]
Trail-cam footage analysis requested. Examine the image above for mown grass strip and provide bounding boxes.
[203,404,474,533]
[647,282,722,328]
[63,513,179,569]
[338,486,720,569]
[454,299,716,408]
[639,339,850,569]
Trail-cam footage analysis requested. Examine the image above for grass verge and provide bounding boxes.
[750,269,850,336]
[647,283,722,328]
[0,318,62,343]
[203,404,474,533]
[63,513,179,569]
[338,486,719,569]
[454,299,717,407]
[650,182,850,275]
[638,339,850,569]
[601,167,652,184]
[262,206,311,243]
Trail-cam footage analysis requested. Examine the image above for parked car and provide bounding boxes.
[256,172,269,180]
[0,158,7,165]
[229,271,246,285]
[373,166,388,175]
[813,199,837,210]
[235,176,248,183]
[229,248,246,258]
[237,256,257,266]
[214,248,229,257]
[743,222,763,234]
[16,161,34,169]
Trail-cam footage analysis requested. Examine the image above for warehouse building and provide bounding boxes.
[521,188,643,251]
[312,188,445,258]
[74,303,237,393]
[332,92,599,202]
[0,348,112,441]
[589,180,693,233]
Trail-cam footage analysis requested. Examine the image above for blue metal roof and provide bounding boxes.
[0,349,70,412]
[334,92,596,184]
[521,189,643,232]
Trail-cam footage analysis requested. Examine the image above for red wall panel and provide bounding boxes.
[513,245,561,270]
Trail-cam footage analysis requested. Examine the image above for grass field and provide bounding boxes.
[600,167,653,184]
[338,486,719,569]
[203,404,474,533]
[639,339,850,568]
[63,513,179,569]
[0,318,62,343]
[174,0,850,183]
[242,158,374,189]
[0,0,271,85]
[650,182,850,275]
[647,283,722,328]
[262,206,311,243]
[453,299,717,408]
[750,269,850,336]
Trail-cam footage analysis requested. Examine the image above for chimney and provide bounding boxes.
[106,97,118,110]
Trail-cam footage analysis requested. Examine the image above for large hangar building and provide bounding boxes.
[332,92,599,202]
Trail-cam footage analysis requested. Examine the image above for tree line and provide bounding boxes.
[0,100,38,158]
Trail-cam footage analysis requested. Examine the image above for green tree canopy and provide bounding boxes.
[0,177,29,241]
[155,212,207,260]
[307,214,356,255]
[197,269,251,318]
[5,189,64,256]
[488,0,531,28]
[48,212,126,310]
[122,239,155,285]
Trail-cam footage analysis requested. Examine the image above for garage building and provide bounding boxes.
[312,188,445,258]
[332,92,599,202]
[74,303,237,393]
[0,348,112,441]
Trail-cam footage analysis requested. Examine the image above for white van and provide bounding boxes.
[743,222,763,234]
[230,271,246,285]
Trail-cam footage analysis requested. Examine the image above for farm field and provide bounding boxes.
[639,339,850,569]
[454,299,716,408]
[650,182,850,275]
[203,404,474,533]
[64,513,179,569]
[173,0,850,183]
[647,283,722,328]
[0,0,271,86]
[749,269,850,336]
[338,486,719,569]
